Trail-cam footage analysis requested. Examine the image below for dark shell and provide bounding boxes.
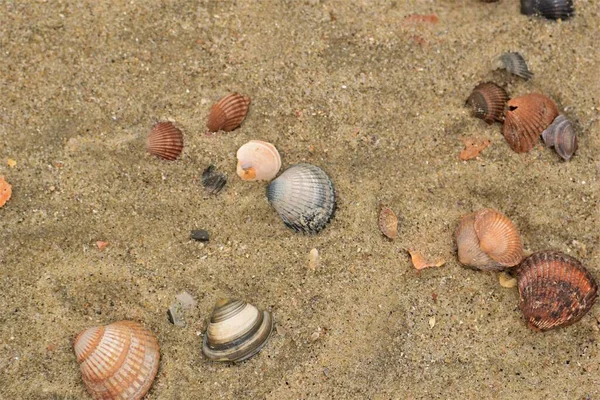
[202,165,227,194]
[146,122,184,160]
[498,52,533,80]
[206,93,251,132]
[520,0,574,20]
[466,82,509,124]
[541,115,577,161]
[503,93,558,153]
[517,251,597,331]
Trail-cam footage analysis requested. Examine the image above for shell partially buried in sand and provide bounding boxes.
[541,114,577,161]
[206,93,251,132]
[236,140,281,181]
[503,93,558,153]
[146,121,184,160]
[466,82,508,124]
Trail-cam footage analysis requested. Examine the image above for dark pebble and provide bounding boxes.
[191,229,210,242]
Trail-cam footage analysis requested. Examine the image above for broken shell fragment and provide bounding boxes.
[503,93,558,153]
[206,93,251,132]
[498,52,534,80]
[202,298,274,362]
[521,0,574,20]
[236,140,281,181]
[0,176,12,208]
[517,251,597,331]
[498,271,518,288]
[378,206,398,239]
[267,163,336,234]
[408,249,445,271]
[202,165,227,194]
[74,321,160,400]
[466,82,509,124]
[146,121,184,160]
[455,208,524,271]
[541,115,577,161]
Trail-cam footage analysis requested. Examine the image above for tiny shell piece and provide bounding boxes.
[0,176,12,208]
[378,206,398,239]
[466,82,509,124]
[202,165,227,194]
[498,52,534,80]
[498,271,518,288]
[517,251,597,331]
[236,140,281,181]
[308,248,320,271]
[146,121,184,160]
[206,93,251,132]
[541,115,577,161]
[408,249,445,271]
[503,93,558,153]
[459,137,491,160]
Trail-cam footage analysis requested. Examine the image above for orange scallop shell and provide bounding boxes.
[502,93,558,153]
[466,82,508,124]
[146,122,184,160]
[0,176,12,208]
[518,251,597,331]
[455,208,524,271]
[206,93,251,132]
[378,206,398,239]
[74,321,160,400]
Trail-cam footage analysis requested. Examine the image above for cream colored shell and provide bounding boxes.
[236,140,281,181]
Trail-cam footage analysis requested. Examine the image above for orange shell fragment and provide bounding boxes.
[0,176,12,208]
[459,137,491,160]
[408,249,445,270]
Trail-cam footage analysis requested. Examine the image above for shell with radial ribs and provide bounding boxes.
[236,140,281,181]
[73,321,160,400]
[520,0,574,20]
[466,82,509,124]
[498,52,533,80]
[202,298,274,362]
[378,206,398,239]
[455,208,524,271]
[502,93,558,153]
[146,121,184,160]
[541,114,577,161]
[202,165,227,194]
[267,163,336,234]
[518,251,597,331]
[206,93,251,132]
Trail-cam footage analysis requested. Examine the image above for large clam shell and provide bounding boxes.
[466,82,509,124]
[236,140,281,181]
[267,163,336,234]
[74,321,160,400]
[541,114,577,161]
[503,93,558,153]
[521,0,574,20]
[146,121,184,161]
[455,208,524,271]
[202,298,274,362]
[498,52,533,80]
[518,251,597,331]
[206,93,251,132]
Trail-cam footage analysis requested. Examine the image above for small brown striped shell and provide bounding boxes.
[74,321,160,400]
[466,82,509,124]
[206,93,251,132]
[146,121,184,160]
[455,208,524,271]
[518,251,597,331]
[498,52,533,80]
[541,114,577,161]
[378,206,398,239]
[502,93,558,153]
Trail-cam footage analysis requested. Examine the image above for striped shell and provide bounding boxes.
[202,299,274,362]
[503,93,558,153]
[378,206,398,239]
[498,52,533,80]
[236,140,281,181]
[455,208,524,271]
[202,165,227,195]
[521,0,574,20]
[0,176,12,208]
[206,93,251,132]
[541,115,577,161]
[518,251,597,331]
[267,163,336,234]
[146,122,184,161]
[466,82,509,124]
[74,321,160,400]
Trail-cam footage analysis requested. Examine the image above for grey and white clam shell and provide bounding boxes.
[542,114,577,161]
[498,52,533,80]
[521,0,574,20]
[202,299,273,363]
[267,163,336,234]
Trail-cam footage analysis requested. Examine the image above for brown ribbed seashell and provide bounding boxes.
[541,114,577,161]
[146,121,184,160]
[466,82,509,124]
[0,176,12,208]
[74,321,160,400]
[502,93,558,153]
[378,206,398,239]
[518,251,597,331]
[206,93,251,132]
[455,208,524,271]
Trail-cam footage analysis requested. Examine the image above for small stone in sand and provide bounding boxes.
[167,303,186,327]
[429,316,436,329]
[498,271,517,288]
[308,248,319,271]
[191,229,210,242]
[96,241,109,251]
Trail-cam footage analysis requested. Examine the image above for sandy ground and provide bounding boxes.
[1,0,600,399]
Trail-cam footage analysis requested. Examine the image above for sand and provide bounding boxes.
[1,0,599,398]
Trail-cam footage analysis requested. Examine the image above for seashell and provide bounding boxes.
[517,251,597,331]
[0,176,12,208]
[541,114,577,161]
[74,321,160,400]
[236,140,281,181]
[502,93,558,153]
[408,249,445,271]
[202,298,274,362]
[455,208,524,271]
[206,93,251,132]
[202,165,227,194]
[267,163,336,234]
[146,121,184,161]
[520,0,574,20]
[466,82,509,124]
[497,52,533,80]
[378,206,398,239]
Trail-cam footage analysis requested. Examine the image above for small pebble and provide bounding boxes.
[308,248,319,271]
[191,229,210,242]
[167,304,186,327]
[498,272,517,288]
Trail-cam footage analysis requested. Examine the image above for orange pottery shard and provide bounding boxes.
[402,14,439,24]
[0,176,12,207]
[96,241,109,251]
[459,137,491,160]
[206,93,251,132]
[408,249,445,271]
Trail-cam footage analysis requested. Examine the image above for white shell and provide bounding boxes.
[236,140,281,181]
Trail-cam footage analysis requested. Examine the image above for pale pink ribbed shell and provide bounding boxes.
[236,140,281,181]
